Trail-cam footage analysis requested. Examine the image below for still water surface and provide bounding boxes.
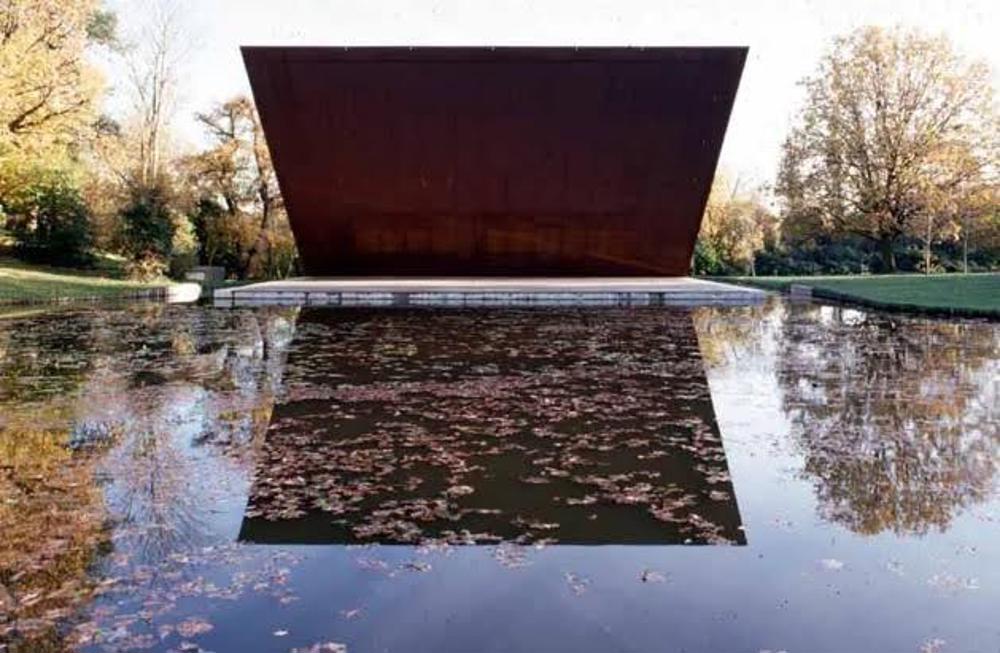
[0,299,997,653]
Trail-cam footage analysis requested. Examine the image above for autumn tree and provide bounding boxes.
[0,166,93,264]
[693,175,777,275]
[955,185,999,272]
[0,0,114,157]
[0,1,117,262]
[776,27,998,271]
[181,96,296,279]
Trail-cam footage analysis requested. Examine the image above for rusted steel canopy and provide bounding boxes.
[242,47,746,276]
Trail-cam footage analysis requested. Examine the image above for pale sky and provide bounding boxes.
[106,0,999,190]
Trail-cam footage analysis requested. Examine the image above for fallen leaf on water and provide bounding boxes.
[176,617,214,638]
[818,558,844,571]
[640,569,667,583]
[927,573,978,592]
[920,638,947,653]
[445,485,474,497]
[403,561,432,573]
[885,560,905,576]
[564,572,590,596]
[290,642,348,653]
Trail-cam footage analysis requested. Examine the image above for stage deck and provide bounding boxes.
[213,277,767,307]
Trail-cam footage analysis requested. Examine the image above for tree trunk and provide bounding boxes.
[240,204,272,280]
[924,218,933,274]
[878,236,897,272]
[963,222,969,274]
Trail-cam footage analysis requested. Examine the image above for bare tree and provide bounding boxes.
[121,0,187,188]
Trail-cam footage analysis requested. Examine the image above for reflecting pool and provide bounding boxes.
[0,300,997,653]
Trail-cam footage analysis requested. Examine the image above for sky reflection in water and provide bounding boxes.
[0,299,997,653]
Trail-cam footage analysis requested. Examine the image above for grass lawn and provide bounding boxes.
[0,257,165,304]
[728,273,999,316]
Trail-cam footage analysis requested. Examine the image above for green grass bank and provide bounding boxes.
[728,273,999,318]
[0,257,166,305]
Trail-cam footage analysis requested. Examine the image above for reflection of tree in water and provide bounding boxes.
[692,300,779,369]
[776,305,998,535]
[0,305,295,650]
[83,306,296,563]
[0,309,101,405]
[0,415,108,653]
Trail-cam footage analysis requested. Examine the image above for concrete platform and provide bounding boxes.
[213,277,767,307]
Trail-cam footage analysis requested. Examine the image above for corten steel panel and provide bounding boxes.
[242,47,746,276]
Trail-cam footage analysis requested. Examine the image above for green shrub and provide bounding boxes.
[118,185,174,276]
[0,169,94,266]
[691,240,733,276]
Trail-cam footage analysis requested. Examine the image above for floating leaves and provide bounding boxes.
[175,616,214,638]
[564,572,590,596]
[818,558,845,571]
[640,569,667,583]
[927,573,979,593]
[290,643,347,653]
[920,638,947,653]
[1,302,998,653]
[402,560,432,573]
[243,308,744,546]
[492,544,532,569]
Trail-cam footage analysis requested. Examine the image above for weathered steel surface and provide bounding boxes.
[242,47,746,276]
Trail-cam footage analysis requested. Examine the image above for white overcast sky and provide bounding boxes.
[106,0,999,189]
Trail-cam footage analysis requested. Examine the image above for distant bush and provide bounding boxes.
[188,198,241,275]
[168,212,198,279]
[0,168,94,266]
[123,255,167,281]
[691,240,738,276]
[118,185,174,278]
[752,237,874,276]
[744,234,999,277]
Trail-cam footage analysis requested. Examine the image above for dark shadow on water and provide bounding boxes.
[240,307,745,545]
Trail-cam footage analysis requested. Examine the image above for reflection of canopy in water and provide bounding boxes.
[239,307,745,545]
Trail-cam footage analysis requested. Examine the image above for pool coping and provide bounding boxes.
[213,277,769,307]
